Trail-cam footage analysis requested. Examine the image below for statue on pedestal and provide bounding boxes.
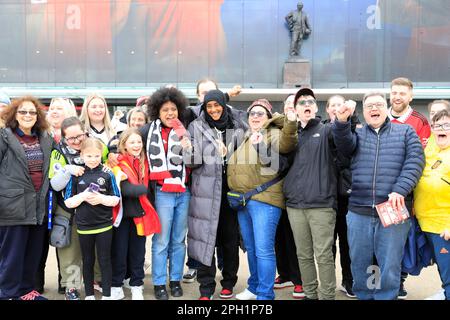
[285,1,312,58]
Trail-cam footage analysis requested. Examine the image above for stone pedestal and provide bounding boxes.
[283,58,311,88]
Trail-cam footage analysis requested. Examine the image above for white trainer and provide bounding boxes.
[425,289,446,300]
[236,289,257,300]
[101,296,114,300]
[84,295,96,300]
[111,286,125,300]
[131,286,144,300]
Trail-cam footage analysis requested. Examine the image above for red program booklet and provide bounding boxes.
[171,118,187,139]
[375,201,410,227]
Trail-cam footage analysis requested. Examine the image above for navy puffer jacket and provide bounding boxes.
[332,119,425,216]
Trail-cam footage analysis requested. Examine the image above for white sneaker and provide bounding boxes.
[110,286,125,300]
[101,295,114,300]
[182,268,197,283]
[131,286,144,300]
[85,295,96,300]
[425,289,446,300]
[236,288,257,300]
[123,278,131,289]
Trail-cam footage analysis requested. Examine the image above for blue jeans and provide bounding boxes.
[151,187,190,285]
[238,200,281,300]
[346,211,411,300]
[425,232,450,300]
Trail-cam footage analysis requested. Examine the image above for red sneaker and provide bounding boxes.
[292,285,306,299]
[20,290,48,301]
[199,295,213,300]
[274,276,294,289]
[219,288,233,299]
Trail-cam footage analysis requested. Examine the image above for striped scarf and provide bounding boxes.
[146,119,186,192]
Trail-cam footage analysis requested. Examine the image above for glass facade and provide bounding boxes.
[0,0,449,89]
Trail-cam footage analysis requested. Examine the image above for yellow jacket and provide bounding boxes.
[414,139,450,234]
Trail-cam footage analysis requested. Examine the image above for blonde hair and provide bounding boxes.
[80,137,104,154]
[79,93,114,140]
[391,77,413,90]
[117,128,146,178]
[49,97,77,118]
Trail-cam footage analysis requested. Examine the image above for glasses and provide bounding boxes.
[297,99,316,106]
[249,111,267,118]
[17,110,38,116]
[431,123,450,131]
[65,133,87,144]
[364,102,385,110]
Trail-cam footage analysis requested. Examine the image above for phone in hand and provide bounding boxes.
[88,183,100,193]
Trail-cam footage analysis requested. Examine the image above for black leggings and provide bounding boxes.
[79,229,113,297]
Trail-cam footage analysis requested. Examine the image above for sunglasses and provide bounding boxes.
[297,99,316,106]
[249,111,267,118]
[17,110,38,116]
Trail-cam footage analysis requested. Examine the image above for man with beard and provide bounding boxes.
[389,77,431,148]
[387,77,431,299]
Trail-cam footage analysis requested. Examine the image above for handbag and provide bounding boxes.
[50,213,74,248]
[49,177,76,248]
[227,174,284,211]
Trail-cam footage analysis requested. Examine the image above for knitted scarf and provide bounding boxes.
[146,119,186,192]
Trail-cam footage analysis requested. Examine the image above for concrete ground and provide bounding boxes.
[41,238,443,300]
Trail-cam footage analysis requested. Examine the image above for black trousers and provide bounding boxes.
[275,209,302,285]
[333,195,353,283]
[197,191,239,297]
[79,229,113,297]
[111,218,146,287]
[0,223,47,299]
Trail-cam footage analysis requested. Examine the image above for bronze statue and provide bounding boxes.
[286,1,311,57]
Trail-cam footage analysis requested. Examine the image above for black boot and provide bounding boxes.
[169,281,183,297]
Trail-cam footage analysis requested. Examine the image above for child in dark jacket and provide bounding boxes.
[64,138,120,300]
[110,128,160,300]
